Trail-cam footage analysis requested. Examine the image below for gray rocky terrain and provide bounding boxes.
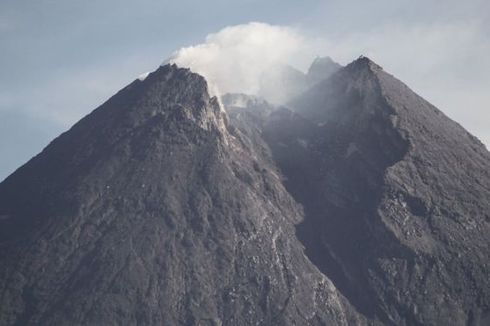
[237,57,490,325]
[0,56,489,325]
[0,64,363,325]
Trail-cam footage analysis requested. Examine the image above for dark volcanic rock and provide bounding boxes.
[1,55,489,326]
[266,56,490,325]
[0,65,362,325]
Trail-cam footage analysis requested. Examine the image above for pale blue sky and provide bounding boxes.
[1,0,489,180]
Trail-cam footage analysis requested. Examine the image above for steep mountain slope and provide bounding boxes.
[263,57,490,325]
[0,65,362,325]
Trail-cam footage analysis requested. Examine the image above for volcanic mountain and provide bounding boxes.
[0,57,489,326]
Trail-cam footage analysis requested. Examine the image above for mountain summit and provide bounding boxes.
[306,56,342,85]
[0,57,489,325]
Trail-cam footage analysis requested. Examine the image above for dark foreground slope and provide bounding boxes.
[260,57,490,325]
[0,65,362,325]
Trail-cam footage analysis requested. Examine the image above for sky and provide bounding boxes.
[1,0,489,181]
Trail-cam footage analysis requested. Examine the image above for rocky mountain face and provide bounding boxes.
[245,57,490,325]
[0,56,489,326]
[0,64,363,325]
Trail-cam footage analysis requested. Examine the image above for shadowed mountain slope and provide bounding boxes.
[263,56,490,325]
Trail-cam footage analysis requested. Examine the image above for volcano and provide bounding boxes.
[0,57,489,326]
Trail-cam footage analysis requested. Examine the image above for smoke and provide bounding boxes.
[167,22,309,101]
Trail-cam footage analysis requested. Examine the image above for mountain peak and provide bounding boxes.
[139,63,209,100]
[265,54,490,325]
[346,55,383,73]
[308,56,340,71]
[306,56,342,84]
[127,63,227,133]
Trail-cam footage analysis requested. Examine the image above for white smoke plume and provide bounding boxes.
[167,22,309,101]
